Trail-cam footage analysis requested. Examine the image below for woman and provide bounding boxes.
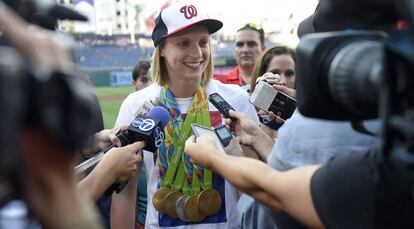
[113,2,258,228]
[249,45,296,138]
[250,45,296,96]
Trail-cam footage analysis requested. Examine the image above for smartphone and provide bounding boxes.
[250,81,297,121]
[209,93,235,120]
[214,125,233,147]
[191,124,231,150]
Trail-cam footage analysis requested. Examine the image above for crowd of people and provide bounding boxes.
[1,0,413,228]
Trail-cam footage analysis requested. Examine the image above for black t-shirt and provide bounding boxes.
[311,149,414,229]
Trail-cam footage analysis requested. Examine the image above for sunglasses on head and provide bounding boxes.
[238,23,263,32]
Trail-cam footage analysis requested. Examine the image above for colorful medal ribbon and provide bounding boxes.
[158,85,205,189]
[193,107,213,191]
[182,88,211,195]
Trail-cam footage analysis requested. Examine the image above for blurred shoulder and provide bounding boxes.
[207,79,249,99]
[122,84,161,107]
[115,84,161,127]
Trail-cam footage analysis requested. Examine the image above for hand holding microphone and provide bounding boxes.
[105,106,170,194]
[76,104,170,196]
[96,142,144,183]
[78,141,144,202]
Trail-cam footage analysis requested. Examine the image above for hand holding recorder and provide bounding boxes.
[250,81,297,121]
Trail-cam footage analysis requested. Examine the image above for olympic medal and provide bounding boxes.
[197,189,222,216]
[175,195,190,222]
[184,196,206,223]
[163,191,182,219]
[153,187,171,213]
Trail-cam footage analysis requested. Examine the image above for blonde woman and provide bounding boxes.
[113,2,258,228]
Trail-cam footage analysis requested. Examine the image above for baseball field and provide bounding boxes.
[93,86,135,129]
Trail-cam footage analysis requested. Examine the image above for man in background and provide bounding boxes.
[214,23,265,91]
[132,60,152,91]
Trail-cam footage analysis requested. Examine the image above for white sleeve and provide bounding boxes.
[114,94,135,128]
[237,91,260,124]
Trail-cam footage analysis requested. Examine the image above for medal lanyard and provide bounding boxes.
[193,108,213,191]
[158,86,201,189]
[182,88,213,195]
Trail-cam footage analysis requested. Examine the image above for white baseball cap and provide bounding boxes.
[152,2,223,47]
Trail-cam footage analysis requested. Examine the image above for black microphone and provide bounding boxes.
[104,106,170,194]
[74,99,164,175]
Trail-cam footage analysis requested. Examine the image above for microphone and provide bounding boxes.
[74,104,169,175]
[120,106,170,152]
[105,106,170,194]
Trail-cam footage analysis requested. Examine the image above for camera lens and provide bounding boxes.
[328,40,384,117]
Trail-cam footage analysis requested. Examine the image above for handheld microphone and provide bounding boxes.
[105,106,170,194]
[119,106,170,152]
[74,104,169,175]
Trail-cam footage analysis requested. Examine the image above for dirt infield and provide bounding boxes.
[98,95,129,101]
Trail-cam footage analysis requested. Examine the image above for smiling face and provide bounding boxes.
[160,25,211,85]
[266,54,296,89]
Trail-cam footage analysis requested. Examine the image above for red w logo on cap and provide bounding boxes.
[180,5,197,19]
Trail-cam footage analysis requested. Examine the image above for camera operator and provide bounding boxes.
[0,2,103,228]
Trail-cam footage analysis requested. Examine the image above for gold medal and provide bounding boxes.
[197,189,222,216]
[163,191,182,219]
[153,187,171,213]
[184,196,206,222]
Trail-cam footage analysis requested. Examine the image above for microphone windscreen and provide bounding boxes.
[146,106,170,127]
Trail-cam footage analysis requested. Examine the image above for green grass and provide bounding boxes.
[93,86,135,97]
[93,86,135,129]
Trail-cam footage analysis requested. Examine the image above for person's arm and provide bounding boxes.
[227,110,274,160]
[80,126,128,158]
[111,169,140,229]
[77,142,144,202]
[184,135,324,229]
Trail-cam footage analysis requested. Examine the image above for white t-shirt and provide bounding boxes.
[115,80,259,229]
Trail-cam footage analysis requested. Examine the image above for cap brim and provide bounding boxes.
[161,19,223,41]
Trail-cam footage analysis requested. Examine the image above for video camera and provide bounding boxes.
[296,0,414,162]
[0,0,95,206]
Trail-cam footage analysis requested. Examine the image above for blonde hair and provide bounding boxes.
[151,40,214,86]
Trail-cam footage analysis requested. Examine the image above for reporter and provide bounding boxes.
[248,45,297,136]
[184,135,323,228]
[0,3,102,228]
